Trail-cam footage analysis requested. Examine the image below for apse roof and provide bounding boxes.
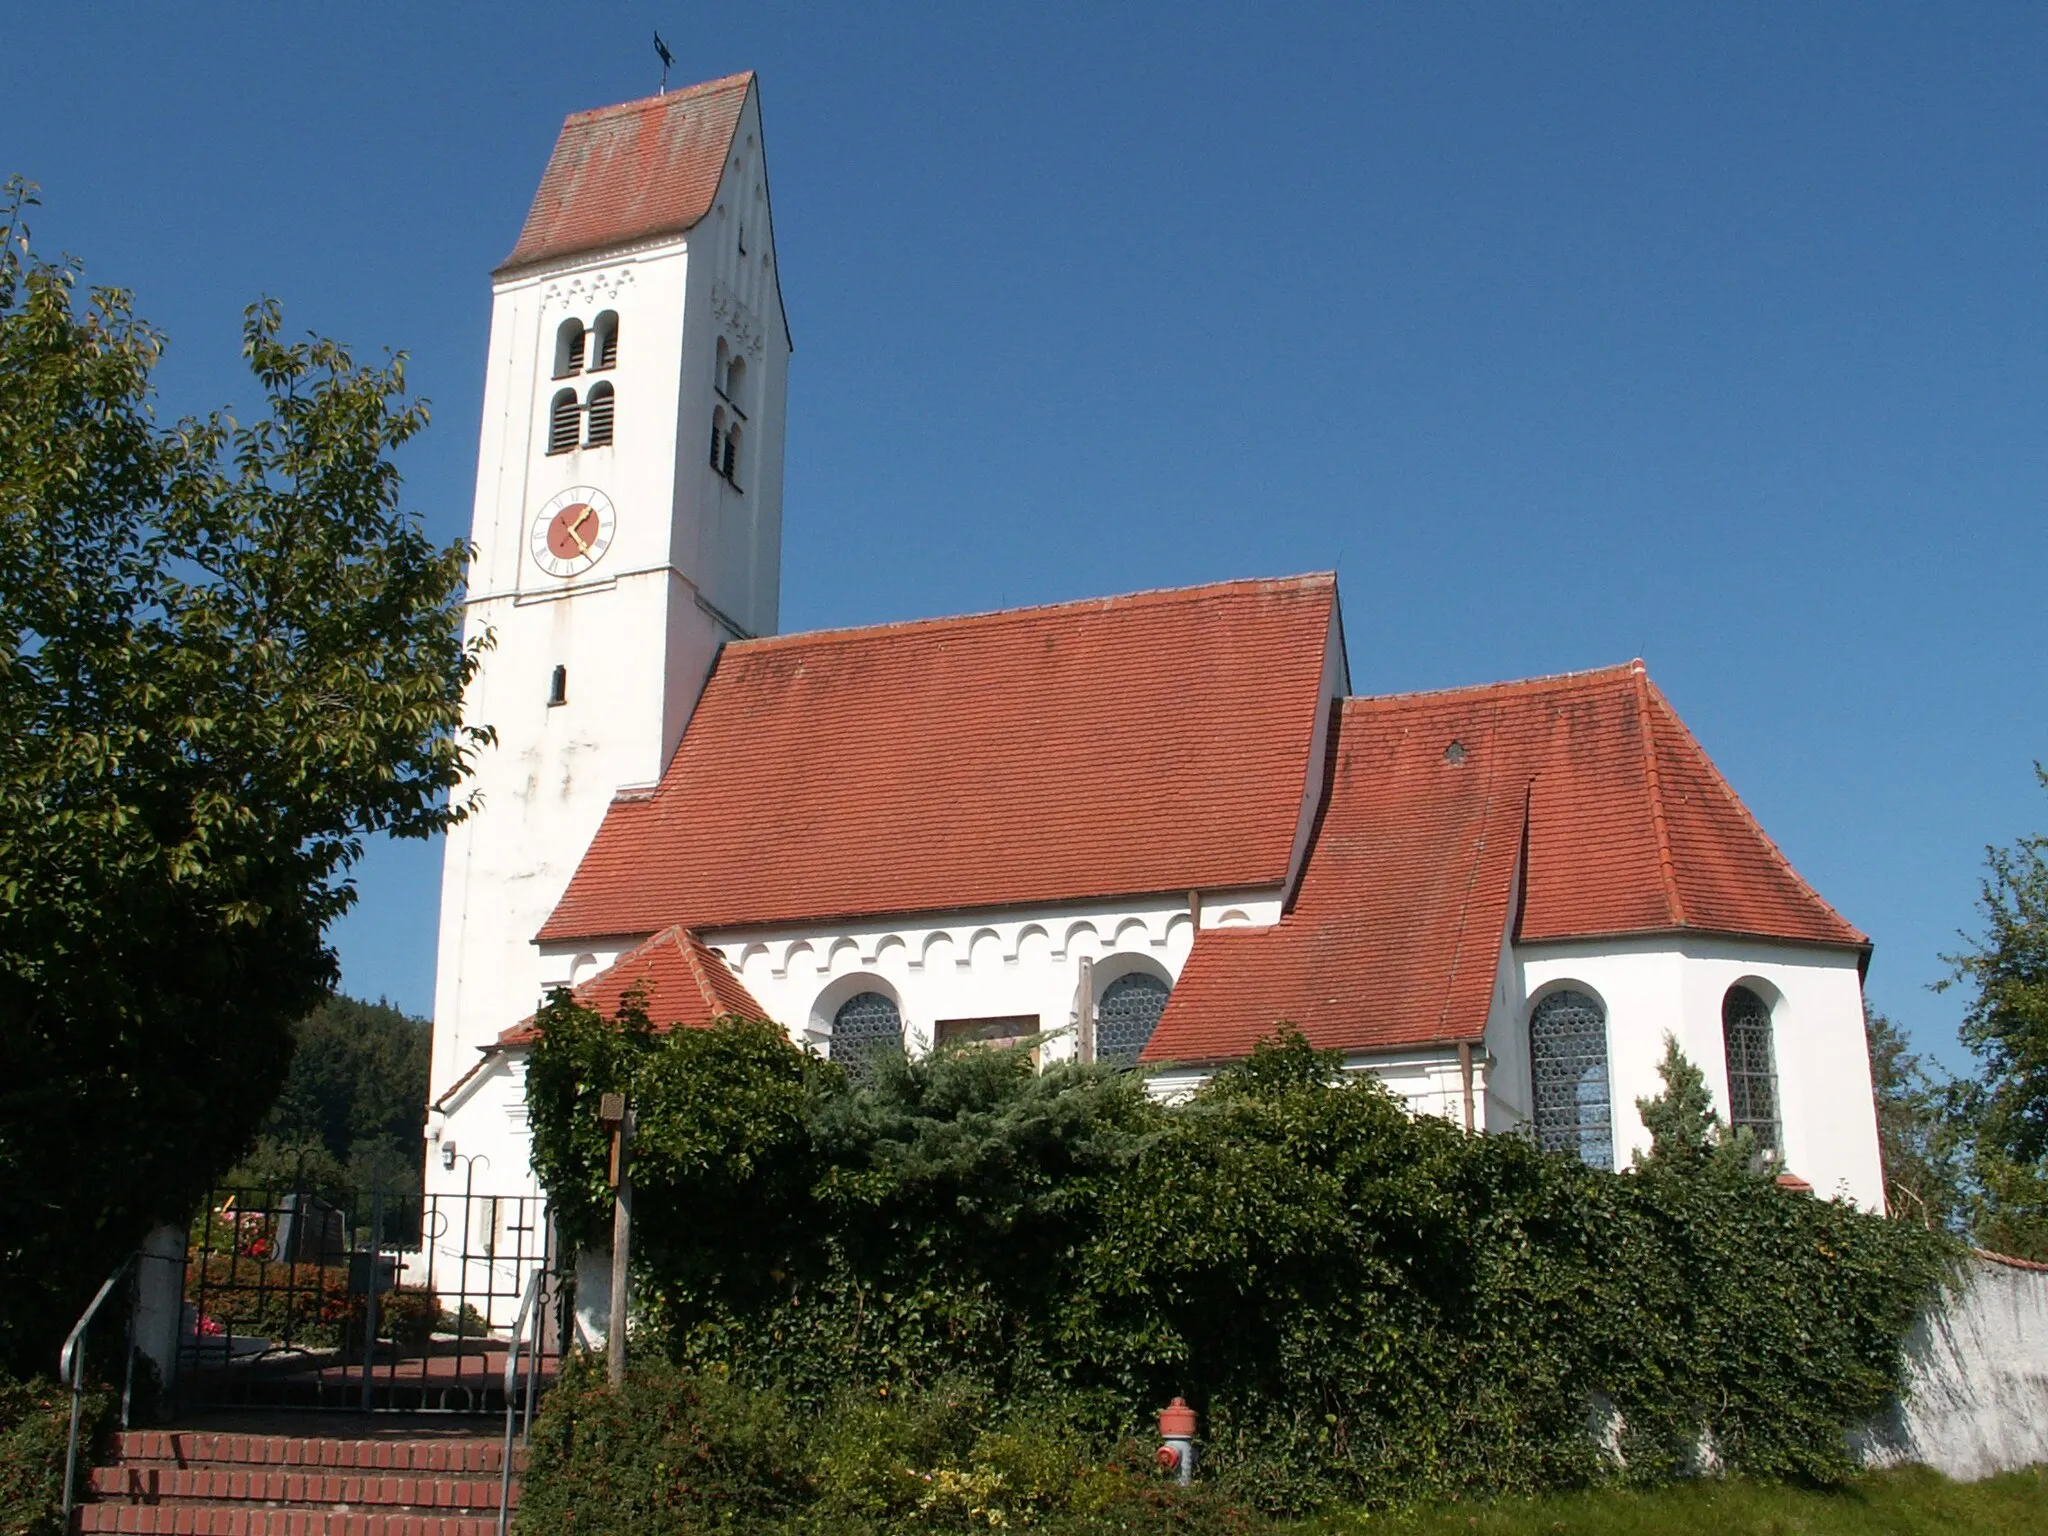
[1144,661,1864,1064]
[540,574,1343,942]
[498,72,753,274]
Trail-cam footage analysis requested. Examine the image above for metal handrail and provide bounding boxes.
[497,1265,547,1536]
[60,1256,134,1524]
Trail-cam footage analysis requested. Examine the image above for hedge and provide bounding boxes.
[526,1004,1956,1512]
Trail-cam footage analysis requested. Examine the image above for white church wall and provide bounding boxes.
[1509,936,1882,1205]
[694,893,1237,1065]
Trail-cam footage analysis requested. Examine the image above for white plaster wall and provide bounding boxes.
[1506,936,1882,1206]
[1858,1256,2048,1481]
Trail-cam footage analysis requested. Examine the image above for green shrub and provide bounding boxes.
[527,1010,1957,1513]
[515,1354,809,1535]
[515,1362,1263,1536]
[0,1372,110,1536]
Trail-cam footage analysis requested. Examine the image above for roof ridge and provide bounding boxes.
[562,72,754,125]
[1346,660,1641,712]
[1640,677,1865,945]
[1434,697,1502,1039]
[1630,660,1688,928]
[729,572,1337,655]
[676,928,728,1018]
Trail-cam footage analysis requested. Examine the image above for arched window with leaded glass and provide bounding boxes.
[1098,972,1169,1066]
[1722,985,1781,1154]
[832,990,903,1087]
[1529,988,1613,1170]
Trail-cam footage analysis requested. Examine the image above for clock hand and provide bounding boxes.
[566,506,594,553]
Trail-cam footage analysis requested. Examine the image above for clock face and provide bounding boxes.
[529,486,617,578]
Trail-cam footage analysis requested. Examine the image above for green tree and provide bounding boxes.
[1941,767,2048,1260]
[1633,1033,1767,1174]
[0,179,489,1373]
[1862,1005,1965,1231]
[237,995,431,1202]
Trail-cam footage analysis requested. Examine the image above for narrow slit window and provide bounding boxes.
[725,355,747,412]
[585,381,614,447]
[547,665,567,707]
[546,389,580,455]
[710,406,726,470]
[714,337,732,397]
[723,423,742,487]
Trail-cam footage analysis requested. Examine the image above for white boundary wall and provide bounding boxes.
[1859,1252,2048,1480]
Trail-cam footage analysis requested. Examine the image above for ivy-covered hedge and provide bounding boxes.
[526,1002,1956,1512]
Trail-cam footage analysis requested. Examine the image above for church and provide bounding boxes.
[424,71,1886,1220]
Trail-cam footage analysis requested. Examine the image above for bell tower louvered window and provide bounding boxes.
[1530,989,1613,1170]
[584,382,615,447]
[1098,973,1170,1066]
[832,992,903,1087]
[554,318,586,379]
[546,389,580,455]
[591,311,619,371]
[1722,986,1781,1154]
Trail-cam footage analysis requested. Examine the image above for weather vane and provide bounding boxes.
[655,31,674,95]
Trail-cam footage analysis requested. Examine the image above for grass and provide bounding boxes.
[1293,1467,2048,1535]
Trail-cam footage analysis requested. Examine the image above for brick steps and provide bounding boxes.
[75,1429,522,1536]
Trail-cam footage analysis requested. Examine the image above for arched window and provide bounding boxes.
[1530,989,1613,1170]
[547,665,567,707]
[554,318,586,379]
[1723,986,1781,1153]
[1098,972,1170,1066]
[584,381,614,447]
[546,389,580,455]
[725,354,747,407]
[715,337,732,397]
[590,311,619,372]
[709,406,726,470]
[832,991,903,1087]
[723,423,742,487]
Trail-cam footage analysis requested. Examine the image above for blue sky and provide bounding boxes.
[5,5,2042,1072]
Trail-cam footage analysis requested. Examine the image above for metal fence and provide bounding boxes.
[177,1175,562,1414]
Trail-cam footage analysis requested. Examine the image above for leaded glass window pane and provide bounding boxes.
[1723,986,1780,1153]
[832,991,903,1087]
[1098,973,1169,1066]
[1530,989,1613,1171]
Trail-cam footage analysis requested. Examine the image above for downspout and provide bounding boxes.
[1458,1041,1475,1134]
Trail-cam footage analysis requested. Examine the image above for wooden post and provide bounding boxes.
[599,1093,631,1389]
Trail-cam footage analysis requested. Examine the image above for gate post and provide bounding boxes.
[131,1224,185,1409]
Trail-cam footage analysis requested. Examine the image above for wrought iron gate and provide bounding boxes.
[178,1175,564,1414]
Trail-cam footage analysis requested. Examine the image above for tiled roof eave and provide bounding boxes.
[1514,921,1871,955]
[543,873,1295,948]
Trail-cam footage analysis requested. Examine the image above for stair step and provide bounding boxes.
[87,1466,511,1511]
[114,1434,514,1475]
[75,1506,500,1534]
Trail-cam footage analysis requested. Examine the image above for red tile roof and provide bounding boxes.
[498,925,766,1048]
[498,73,752,275]
[541,575,1341,942]
[1145,662,1863,1064]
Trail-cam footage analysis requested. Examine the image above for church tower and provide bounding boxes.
[427,73,790,1140]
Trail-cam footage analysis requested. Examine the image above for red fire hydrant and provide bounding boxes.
[1155,1396,1197,1484]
